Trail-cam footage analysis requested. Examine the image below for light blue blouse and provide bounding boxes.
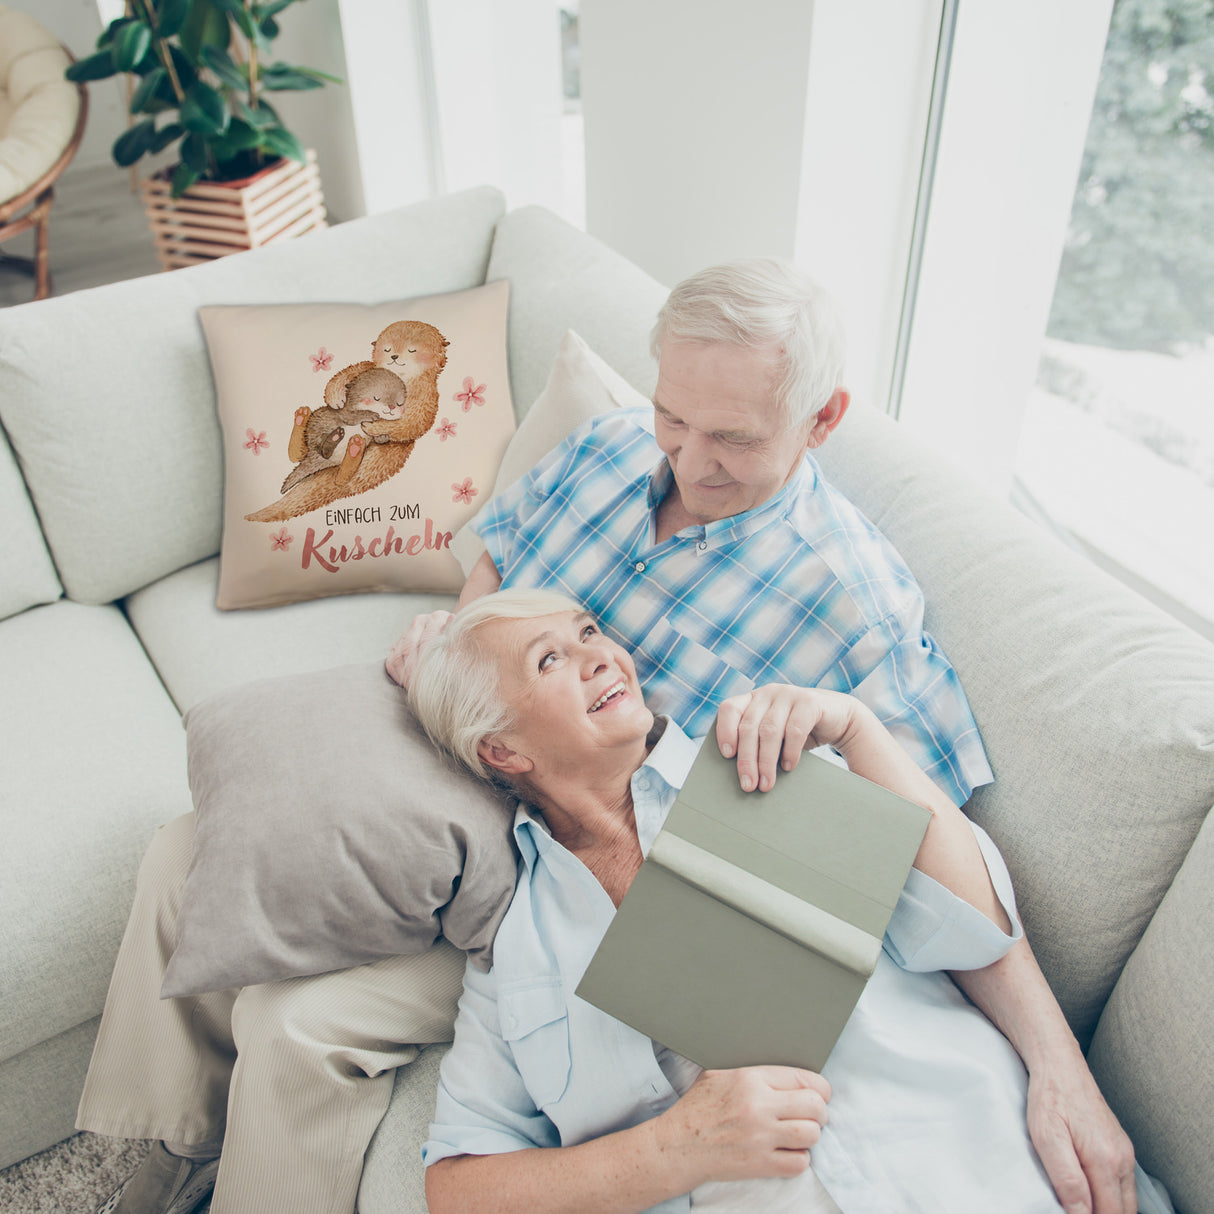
[424,721,1067,1212]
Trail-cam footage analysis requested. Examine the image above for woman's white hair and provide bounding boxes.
[650,258,847,429]
[407,588,586,781]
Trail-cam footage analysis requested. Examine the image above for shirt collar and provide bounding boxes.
[645,455,818,547]
[512,716,702,869]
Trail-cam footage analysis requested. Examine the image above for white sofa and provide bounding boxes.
[0,186,1210,1213]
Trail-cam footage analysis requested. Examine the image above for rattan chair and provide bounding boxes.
[0,5,87,302]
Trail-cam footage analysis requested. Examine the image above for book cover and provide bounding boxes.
[575,743,932,1071]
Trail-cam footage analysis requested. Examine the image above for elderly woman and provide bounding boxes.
[408,588,1095,1214]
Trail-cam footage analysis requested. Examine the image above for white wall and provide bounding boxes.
[428,0,565,213]
[795,0,941,414]
[579,0,818,288]
[895,0,1114,490]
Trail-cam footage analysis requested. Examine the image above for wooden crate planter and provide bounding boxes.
[140,150,327,271]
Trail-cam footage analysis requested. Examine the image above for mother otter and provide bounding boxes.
[245,320,449,523]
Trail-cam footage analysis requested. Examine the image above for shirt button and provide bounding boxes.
[697,541,708,551]
[634,561,646,573]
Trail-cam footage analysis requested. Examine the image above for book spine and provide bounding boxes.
[648,832,882,977]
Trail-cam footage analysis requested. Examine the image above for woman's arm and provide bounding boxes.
[427,1065,830,1214]
[715,684,1010,931]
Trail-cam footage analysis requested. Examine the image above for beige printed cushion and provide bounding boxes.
[200,281,515,608]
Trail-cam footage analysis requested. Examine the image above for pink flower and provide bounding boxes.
[435,418,457,441]
[451,477,478,505]
[244,428,269,455]
[455,376,487,412]
[270,527,294,552]
[310,347,333,372]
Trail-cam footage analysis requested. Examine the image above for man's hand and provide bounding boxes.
[385,610,453,688]
[1026,1062,1137,1214]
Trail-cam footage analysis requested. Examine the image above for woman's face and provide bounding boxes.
[477,610,653,776]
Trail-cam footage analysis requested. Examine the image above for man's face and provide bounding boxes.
[652,340,816,524]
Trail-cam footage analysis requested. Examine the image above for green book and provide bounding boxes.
[575,743,932,1072]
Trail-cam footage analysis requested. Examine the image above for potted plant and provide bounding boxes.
[67,0,340,268]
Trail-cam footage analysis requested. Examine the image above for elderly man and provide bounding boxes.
[389,260,1136,1214]
[80,261,1134,1214]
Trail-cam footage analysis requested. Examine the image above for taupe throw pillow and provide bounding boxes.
[162,662,518,998]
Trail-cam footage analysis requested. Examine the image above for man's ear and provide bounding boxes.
[806,388,850,450]
[477,738,533,777]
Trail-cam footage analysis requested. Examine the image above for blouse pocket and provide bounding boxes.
[499,978,572,1109]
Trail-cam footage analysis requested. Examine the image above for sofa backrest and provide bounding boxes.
[486,204,668,418]
[0,186,507,606]
[0,421,61,620]
[815,401,1214,1207]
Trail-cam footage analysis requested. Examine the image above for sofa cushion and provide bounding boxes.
[1088,805,1214,1214]
[486,205,668,418]
[163,663,517,996]
[0,186,506,606]
[124,557,453,713]
[201,281,514,608]
[813,402,1214,1045]
[0,423,60,620]
[359,1042,448,1214]
[0,600,191,1063]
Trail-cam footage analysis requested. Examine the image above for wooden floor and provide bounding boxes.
[0,162,163,308]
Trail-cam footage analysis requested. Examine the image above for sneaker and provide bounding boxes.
[96,1142,220,1214]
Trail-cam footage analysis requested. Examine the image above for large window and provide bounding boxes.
[1013,0,1214,636]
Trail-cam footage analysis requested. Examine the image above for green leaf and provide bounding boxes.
[259,63,323,91]
[260,125,305,163]
[96,17,128,50]
[210,0,258,39]
[112,20,152,72]
[181,81,230,135]
[234,97,278,129]
[259,15,279,40]
[180,0,231,63]
[66,50,119,83]
[171,162,201,197]
[200,44,248,90]
[180,131,210,172]
[112,119,157,167]
[129,66,166,113]
[155,0,192,41]
[221,118,263,150]
[150,122,185,153]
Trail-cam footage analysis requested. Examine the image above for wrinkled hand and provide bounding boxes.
[655,1066,830,1185]
[1026,1064,1136,1214]
[715,684,859,792]
[385,610,454,689]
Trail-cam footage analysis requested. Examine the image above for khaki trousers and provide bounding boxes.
[76,814,466,1214]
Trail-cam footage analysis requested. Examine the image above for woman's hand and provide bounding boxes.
[715,685,861,792]
[653,1066,830,1185]
[385,610,454,688]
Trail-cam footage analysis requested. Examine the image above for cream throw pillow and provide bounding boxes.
[450,328,650,574]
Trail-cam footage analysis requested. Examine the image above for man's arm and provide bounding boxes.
[385,553,500,688]
[950,942,1137,1214]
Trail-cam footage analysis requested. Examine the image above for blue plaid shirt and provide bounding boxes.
[473,407,991,805]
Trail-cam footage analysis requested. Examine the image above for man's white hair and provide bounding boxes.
[407,588,586,781]
[650,258,847,429]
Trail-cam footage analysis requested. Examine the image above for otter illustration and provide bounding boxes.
[246,319,449,523]
[279,367,406,495]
